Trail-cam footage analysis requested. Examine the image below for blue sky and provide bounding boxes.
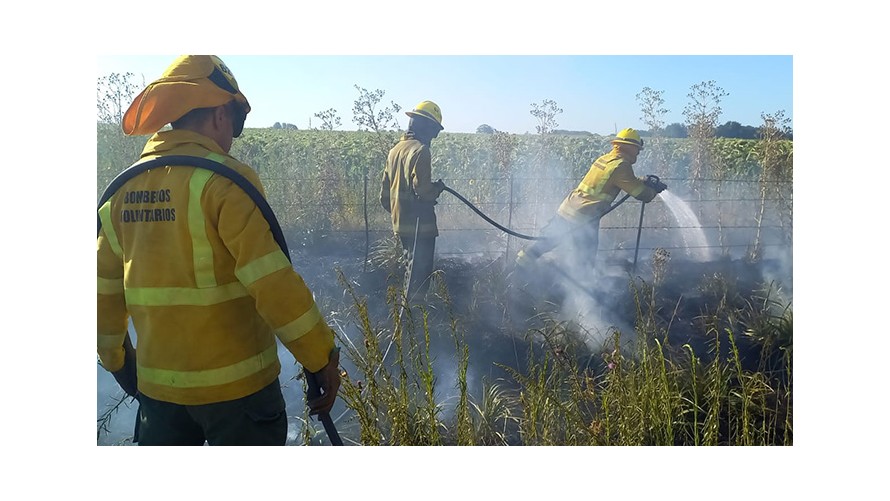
[97,55,792,135]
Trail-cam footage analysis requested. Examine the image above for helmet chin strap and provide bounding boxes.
[232,104,247,138]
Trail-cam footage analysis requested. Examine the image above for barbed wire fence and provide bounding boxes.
[97,171,792,266]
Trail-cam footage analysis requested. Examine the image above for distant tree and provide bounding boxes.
[716,120,758,139]
[529,99,563,135]
[476,124,496,134]
[664,123,688,138]
[716,120,742,138]
[272,122,298,130]
[314,108,342,131]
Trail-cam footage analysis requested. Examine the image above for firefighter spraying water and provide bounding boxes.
[430,128,667,299]
[513,128,666,273]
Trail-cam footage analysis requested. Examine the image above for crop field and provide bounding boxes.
[97,126,792,446]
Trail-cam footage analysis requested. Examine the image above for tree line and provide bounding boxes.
[478,121,792,140]
[655,121,792,140]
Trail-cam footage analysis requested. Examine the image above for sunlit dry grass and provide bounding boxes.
[320,256,792,446]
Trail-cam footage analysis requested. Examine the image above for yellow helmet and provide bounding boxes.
[611,128,644,149]
[406,100,444,130]
[123,55,251,136]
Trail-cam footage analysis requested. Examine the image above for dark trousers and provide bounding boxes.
[136,379,287,446]
[399,233,436,299]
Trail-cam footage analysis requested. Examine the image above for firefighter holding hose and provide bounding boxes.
[379,100,446,300]
[515,128,667,272]
[97,55,341,445]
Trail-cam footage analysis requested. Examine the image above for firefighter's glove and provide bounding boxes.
[432,179,446,197]
[112,334,138,398]
[307,347,341,416]
[644,175,668,194]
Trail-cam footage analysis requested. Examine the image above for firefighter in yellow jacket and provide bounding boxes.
[516,128,667,272]
[97,55,340,445]
[380,101,446,299]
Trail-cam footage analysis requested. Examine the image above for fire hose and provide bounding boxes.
[305,358,343,446]
[440,186,632,241]
[440,174,666,275]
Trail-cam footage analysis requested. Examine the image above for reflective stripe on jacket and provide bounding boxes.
[97,129,335,405]
[557,149,657,222]
[379,133,439,238]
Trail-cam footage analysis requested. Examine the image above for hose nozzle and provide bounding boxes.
[645,174,668,193]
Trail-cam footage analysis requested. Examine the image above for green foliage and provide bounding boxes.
[98,127,792,248]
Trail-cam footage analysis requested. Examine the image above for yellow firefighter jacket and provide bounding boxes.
[558,149,657,222]
[97,129,335,405]
[380,133,439,238]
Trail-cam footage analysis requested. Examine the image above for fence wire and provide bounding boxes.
[97,173,792,264]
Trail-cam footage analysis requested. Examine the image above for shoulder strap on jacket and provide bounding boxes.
[96,155,291,263]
